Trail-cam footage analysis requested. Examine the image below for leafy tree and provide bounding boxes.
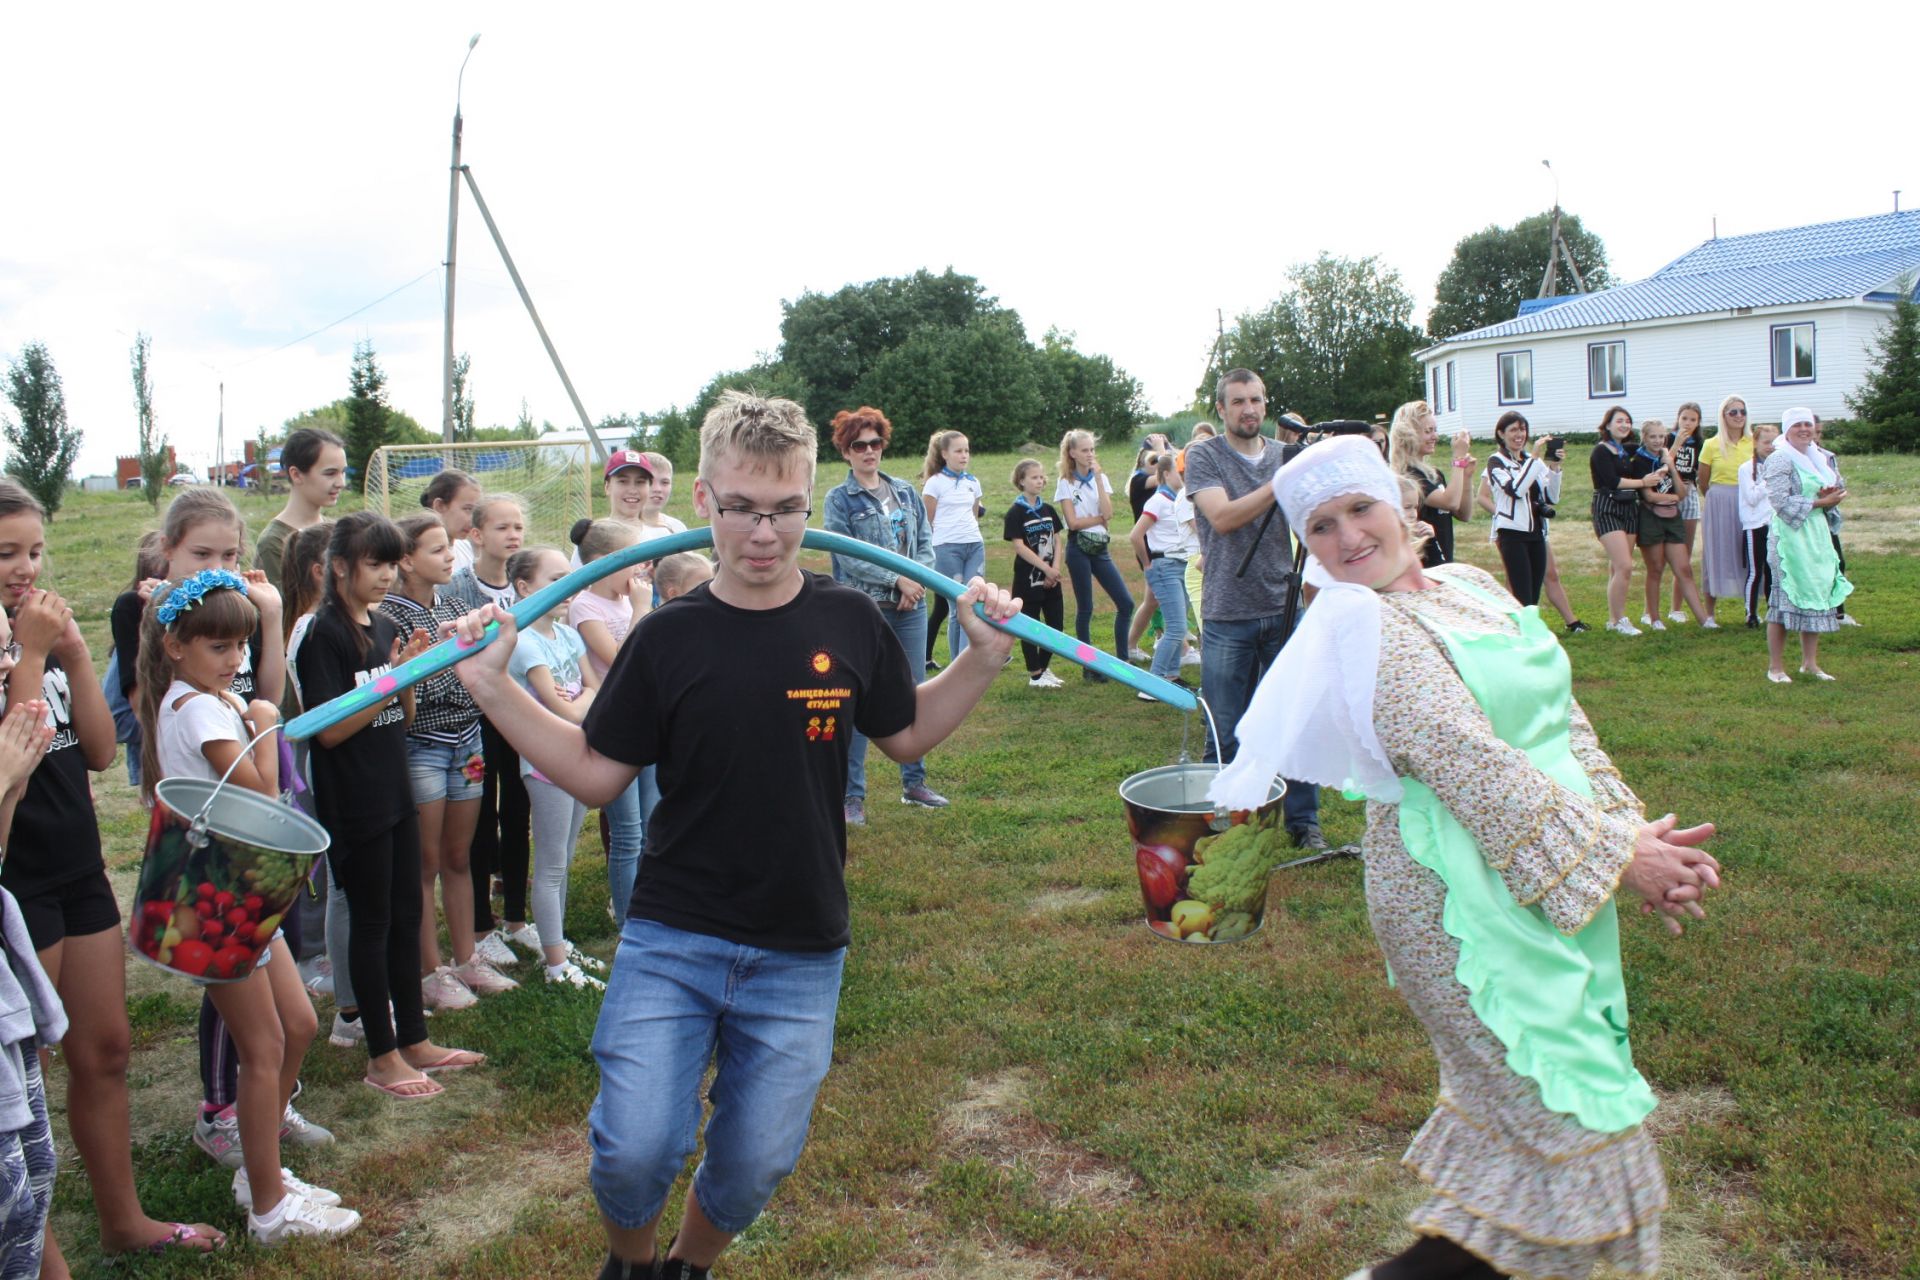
[672,362,817,462]
[344,341,392,480]
[451,352,476,442]
[1846,279,1920,452]
[130,333,171,507]
[855,315,1042,455]
[779,269,1004,427]
[1205,254,1425,423]
[1033,329,1148,447]
[1428,210,1613,339]
[2,343,82,515]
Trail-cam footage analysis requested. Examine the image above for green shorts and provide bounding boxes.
[1637,509,1687,546]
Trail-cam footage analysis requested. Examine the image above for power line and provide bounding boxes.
[229,267,441,369]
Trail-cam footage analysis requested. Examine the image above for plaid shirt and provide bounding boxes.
[377,590,481,746]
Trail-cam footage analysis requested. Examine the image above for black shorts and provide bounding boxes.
[9,868,122,952]
[1591,493,1639,539]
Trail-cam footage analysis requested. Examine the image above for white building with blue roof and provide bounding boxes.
[1417,210,1920,435]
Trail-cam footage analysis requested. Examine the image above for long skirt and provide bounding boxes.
[1699,485,1746,599]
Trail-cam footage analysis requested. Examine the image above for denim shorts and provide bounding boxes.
[405,724,485,805]
[588,918,846,1233]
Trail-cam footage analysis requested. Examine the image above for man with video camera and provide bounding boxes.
[1183,369,1324,849]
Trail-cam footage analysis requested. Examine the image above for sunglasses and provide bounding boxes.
[1726,408,1748,416]
[847,438,885,452]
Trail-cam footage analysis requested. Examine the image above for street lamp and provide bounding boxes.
[441,33,481,443]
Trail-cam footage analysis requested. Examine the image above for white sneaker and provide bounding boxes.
[1639,614,1666,632]
[1128,646,1152,662]
[1608,619,1642,636]
[248,1189,361,1245]
[421,965,479,1011]
[503,922,543,954]
[453,957,519,995]
[234,1165,342,1210]
[563,941,608,975]
[1700,617,1720,630]
[1839,614,1862,627]
[1181,646,1202,666]
[1038,669,1065,687]
[1028,673,1060,689]
[473,930,517,968]
[544,962,606,991]
[1667,610,1688,625]
[328,1011,365,1048]
[299,955,333,998]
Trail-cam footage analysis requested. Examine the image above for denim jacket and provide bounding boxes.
[823,469,935,604]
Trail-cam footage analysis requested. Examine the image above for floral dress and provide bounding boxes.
[1365,564,1666,1278]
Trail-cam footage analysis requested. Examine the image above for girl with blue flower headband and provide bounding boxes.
[137,568,362,1243]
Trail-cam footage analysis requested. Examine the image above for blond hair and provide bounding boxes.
[697,391,816,482]
[921,430,967,482]
[654,551,713,600]
[1387,401,1438,483]
[1057,430,1098,483]
[1011,458,1043,490]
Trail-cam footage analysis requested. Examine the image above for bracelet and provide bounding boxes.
[1452,457,1475,469]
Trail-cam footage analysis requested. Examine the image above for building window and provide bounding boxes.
[1588,341,1626,398]
[1446,360,1457,412]
[1497,351,1534,405]
[1771,323,1815,384]
[1431,366,1442,409]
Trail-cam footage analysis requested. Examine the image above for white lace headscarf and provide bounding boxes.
[1777,406,1834,486]
[1210,436,1406,810]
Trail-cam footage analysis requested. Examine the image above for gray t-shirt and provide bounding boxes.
[1183,435,1293,622]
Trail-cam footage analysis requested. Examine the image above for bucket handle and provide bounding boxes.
[181,722,283,851]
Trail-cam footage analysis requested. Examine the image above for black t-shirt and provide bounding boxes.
[3,653,103,890]
[296,606,411,842]
[1670,430,1702,484]
[112,588,264,702]
[1126,471,1152,521]
[582,572,917,952]
[1414,468,1455,567]
[1590,443,1637,499]
[1002,500,1064,593]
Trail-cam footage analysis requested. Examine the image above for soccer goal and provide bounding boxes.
[363,439,598,550]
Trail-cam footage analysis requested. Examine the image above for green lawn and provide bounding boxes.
[33,442,1920,1278]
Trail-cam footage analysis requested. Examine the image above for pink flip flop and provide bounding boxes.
[413,1048,485,1074]
[363,1073,444,1100]
[146,1222,224,1253]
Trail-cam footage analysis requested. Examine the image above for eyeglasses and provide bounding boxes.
[1726,408,1747,416]
[0,643,18,663]
[713,507,811,533]
[846,439,885,453]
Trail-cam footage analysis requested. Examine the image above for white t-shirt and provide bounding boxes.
[1141,488,1199,558]
[451,537,476,576]
[1055,472,1113,536]
[921,472,984,547]
[157,679,248,785]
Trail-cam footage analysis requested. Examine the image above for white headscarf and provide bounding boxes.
[1210,437,1406,810]
[1777,406,1835,486]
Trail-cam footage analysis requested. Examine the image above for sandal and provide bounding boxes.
[410,1047,485,1074]
[146,1222,224,1253]
[363,1073,444,1100]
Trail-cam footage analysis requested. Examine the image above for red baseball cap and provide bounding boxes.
[604,449,654,480]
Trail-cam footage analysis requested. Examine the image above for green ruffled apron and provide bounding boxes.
[1394,572,1657,1134]
[1771,467,1853,611]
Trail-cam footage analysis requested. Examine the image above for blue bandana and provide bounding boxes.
[1016,494,1044,514]
[941,467,977,485]
[156,568,249,628]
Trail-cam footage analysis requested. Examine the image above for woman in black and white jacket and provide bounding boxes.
[1477,411,1563,609]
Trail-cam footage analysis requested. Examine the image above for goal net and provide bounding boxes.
[364,440,599,551]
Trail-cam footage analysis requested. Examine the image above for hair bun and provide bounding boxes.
[569,518,593,547]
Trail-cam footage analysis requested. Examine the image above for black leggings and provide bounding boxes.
[330,811,428,1057]
[1744,527,1772,624]
[1012,581,1064,673]
[1495,530,1547,606]
[926,594,949,664]
[471,716,530,930]
[1370,1234,1504,1278]
[1831,530,1847,618]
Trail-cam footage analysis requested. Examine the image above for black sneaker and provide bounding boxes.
[925,659,942,674]
[596,1252,657,1280]
[1565,620,1590,634]
[1083,668,1109,684]
[658,1257,710,1280]
[1288,825,1329,851]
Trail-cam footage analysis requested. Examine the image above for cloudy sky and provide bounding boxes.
[1,1,1906,478]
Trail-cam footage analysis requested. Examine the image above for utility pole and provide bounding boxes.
[216,382,224,485]
[442,34,480,444]
[1536,160,1587,299]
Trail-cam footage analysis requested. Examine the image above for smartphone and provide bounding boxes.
[1543,436,1565,460]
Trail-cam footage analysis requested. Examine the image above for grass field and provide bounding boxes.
[30,441,1920,1278]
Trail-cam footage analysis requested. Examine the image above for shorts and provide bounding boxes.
[1637,510,1688,546]
[1590,493,1639,539]
[10,868,122,952]
[1677,489,1701,521]
[405,725,485,805]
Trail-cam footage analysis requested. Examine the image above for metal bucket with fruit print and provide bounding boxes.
[129,777,330,983]
[1121,764,1286,944]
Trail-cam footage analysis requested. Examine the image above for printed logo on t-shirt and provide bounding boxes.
[787,650,851,744]
[40,665,76,754]
[354,662,405,729]
[804,714,838,742]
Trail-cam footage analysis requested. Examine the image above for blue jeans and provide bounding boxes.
[1199,612,1320,832]
[1144,557,1190,680]
[404,726,485,804]
[931,541,985,658]
[589,918,846,1233]
[604,767,657,921]
[847,599,927,800]
[1065,541,1135,658]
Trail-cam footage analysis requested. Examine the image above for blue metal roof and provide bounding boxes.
[1432,211,1920,347]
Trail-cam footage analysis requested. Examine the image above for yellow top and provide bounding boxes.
[1699,431,1754,486]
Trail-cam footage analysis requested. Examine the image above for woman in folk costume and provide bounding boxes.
[1212,437,1723,1280]
[1762,407,1851,683]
